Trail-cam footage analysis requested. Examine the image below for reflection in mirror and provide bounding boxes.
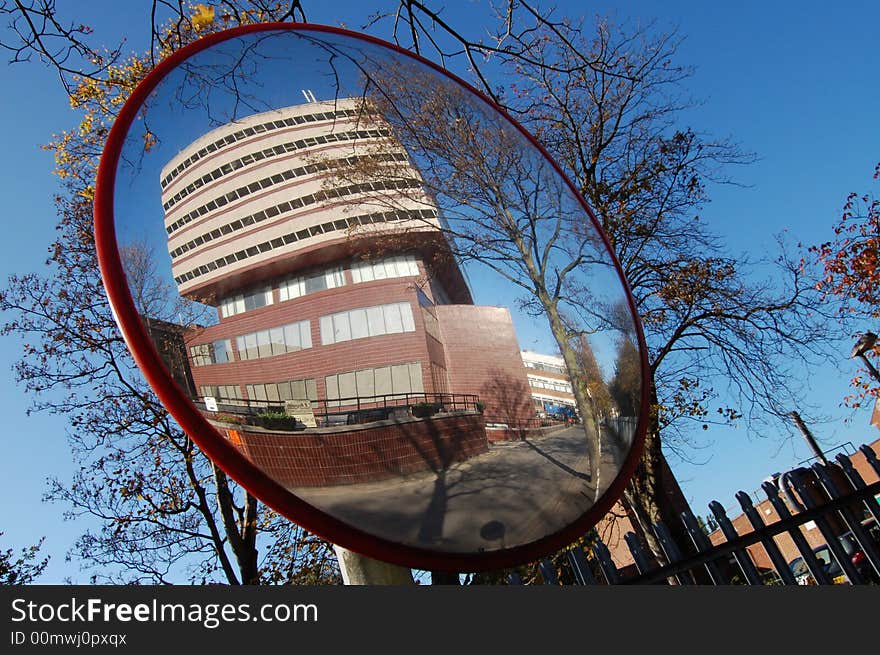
[112,28,644,557]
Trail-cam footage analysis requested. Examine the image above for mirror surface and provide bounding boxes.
[108,27,645,559]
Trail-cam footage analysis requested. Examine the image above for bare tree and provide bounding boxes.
[0,0,339,584]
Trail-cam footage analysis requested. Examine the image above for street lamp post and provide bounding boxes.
[851,331,880,384]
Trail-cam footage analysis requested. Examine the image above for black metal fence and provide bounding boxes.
[519,444,880,585]
[194,391,481,428]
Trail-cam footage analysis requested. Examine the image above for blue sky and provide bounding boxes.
[1,1,879,582]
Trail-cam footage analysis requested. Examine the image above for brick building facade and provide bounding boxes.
[161,98,535,438]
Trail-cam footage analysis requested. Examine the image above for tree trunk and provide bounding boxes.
[622,383,703,583]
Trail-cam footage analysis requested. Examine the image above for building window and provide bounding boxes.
[325,362,423,405]
[246,378,317,405]
[235,320,312,361]
[528,377,573,393]
[219,287,273,318]
[279,267,345,301]
[351,255,420,283]
[524,360,568,375]
[199,385,246,405]
[319,302,415,346]
[189,339,233,366]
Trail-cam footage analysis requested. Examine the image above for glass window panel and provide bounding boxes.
[277,381,292,401]
[320,315,334,345]
[338,371,357,401]
[235,297,245,315]
[245,384,255,399]
[333,313,351,342]
[372,262,388,280]
[329,268,345,287]
[357,263,373,283]
[269,327,286,355]
[266,383,280,403]
[257,330,272,358]
[366,306,385,335]
[306,379,317,401]
[299,321,312,349]
[391,364,411,394]
[235,336,247,361]
[409,363,424,392]
[213,339,232,363]
[304,272,327,294]
[325,375,340,403]
[349,308,369,340]
[283,323,300,351]
[350,266,363,284]
[374,366,392,397]
[252,384,267,402]
[244,333,259,360]
[399,302,415,332]
[385,258,401,278]
[290,379,306,399]
[383,303,403,333]
[355,369,375,399]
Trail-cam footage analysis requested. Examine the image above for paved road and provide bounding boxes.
[293,424,630,554]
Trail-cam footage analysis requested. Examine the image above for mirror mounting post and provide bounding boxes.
[334,546,415,585]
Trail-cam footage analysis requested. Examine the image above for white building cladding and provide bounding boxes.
[520,349,576,410]
[160,98,440,301]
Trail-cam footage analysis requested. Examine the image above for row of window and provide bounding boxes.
[190,339,233,366]
[219,287,274,318]
[199,378,318,404]
[325,362,424,404]
[163,128,392,211]
[198,385,245,405]
[235,320,312,361]
[319,302,415,346]
[523,360,568,375]
[161,108,360,189]
[528,377,573,393]
[198,362,422,406]
[279,267,345,303]
[190,302,416,365]
[166,151,409,237]
[172,208,437,286]
[351,255,420,283]
[219,257,418,319]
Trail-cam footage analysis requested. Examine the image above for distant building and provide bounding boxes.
[520,350,576,417]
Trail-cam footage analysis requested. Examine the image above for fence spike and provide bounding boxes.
[624,532,655,576]
[836,453,880,526]
[538,559,558,585]
[761,481,831,585]
[735,491,797,585]
[680,507,729,584]
[859,445,880,478]
[709,500,763,585]
[652,521,693,584]
[567,547,597,585]
[593,539,621,585]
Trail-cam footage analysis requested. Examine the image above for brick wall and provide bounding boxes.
[435,305,535,429]
[220,412,489,487]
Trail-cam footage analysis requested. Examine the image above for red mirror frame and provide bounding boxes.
[93,22,651,573]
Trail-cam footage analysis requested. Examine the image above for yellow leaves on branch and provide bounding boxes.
[191,4,216,31]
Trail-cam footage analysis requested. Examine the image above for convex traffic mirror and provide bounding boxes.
[95,24,649,571]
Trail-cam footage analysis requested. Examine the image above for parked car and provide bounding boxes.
[789,521,879,584]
